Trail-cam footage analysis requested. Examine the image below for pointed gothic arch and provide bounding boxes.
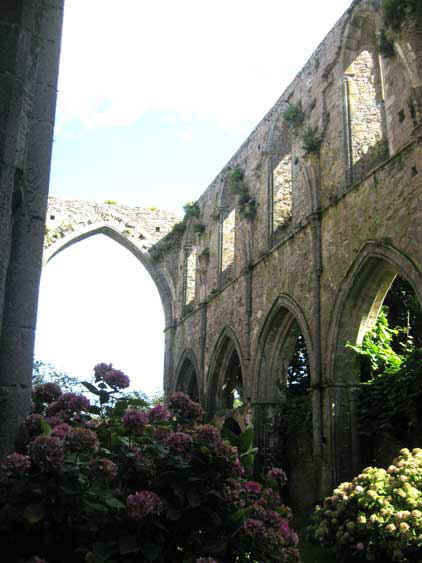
[326,241,422,483]
[44,222,174,329]
[174,349,200,402]
[206,327,245,416]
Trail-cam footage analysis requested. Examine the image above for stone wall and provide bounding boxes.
[154,0,422,507]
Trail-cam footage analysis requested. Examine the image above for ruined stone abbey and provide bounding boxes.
[1,0,422,507]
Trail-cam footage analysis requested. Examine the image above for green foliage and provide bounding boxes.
[183,201,201,219]
[383,0,420,32]
[182,302,195,316]
[377,29,396,57]
[347,308,404,380]
[282,102,305,127]
[193,223,206,235]
[104,200,117,205]
[309,448,422,562]
[200,247,210,259]
[302,126,322,154]
[227,167,256,220]
[227,166,246,195]
[357,348,422,454]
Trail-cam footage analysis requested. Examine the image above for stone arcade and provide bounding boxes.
[1,0,422,507]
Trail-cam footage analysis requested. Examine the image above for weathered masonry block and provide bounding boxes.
[1,0,422,511]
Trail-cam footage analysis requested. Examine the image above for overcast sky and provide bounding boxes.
[36,0,353,396]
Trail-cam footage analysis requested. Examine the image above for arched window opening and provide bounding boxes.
[221,349,244,410]
[220,208,235,285]
[330,250,422,483]
[272,153,292,242]
[184,246,197,306]
[344,49,388,183]
[207,332,244,418]
[35,234,165,398]
[255,304,314,510]
[176,357,199,402]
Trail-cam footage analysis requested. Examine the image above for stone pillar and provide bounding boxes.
[0,0,64,456]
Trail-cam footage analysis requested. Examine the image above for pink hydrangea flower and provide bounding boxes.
[46,392,90,417]
[149,404,171,423]
[51,422,72,440]
[168,392,203,423]
[122,409,149,433]
[244,481,262,495]
[242,518,265,538]
[28,435,64,470]
[2,452,31,473]
[267,467,288,487]
[127,490,163,520]
[94,363,113,381]
[166,431,193,454]
[194,424,221,445]
[65,427,99,453]
[89,458,118,481]
[33,382,62,404]
[103,368,130,389]
[356,542,365,551]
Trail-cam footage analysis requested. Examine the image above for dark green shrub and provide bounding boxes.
[383,0,420,32]
[302,127,321,154]
[283,102,305,128]
[183,201,200,219]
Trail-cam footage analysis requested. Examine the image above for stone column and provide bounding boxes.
[0,0,64,456]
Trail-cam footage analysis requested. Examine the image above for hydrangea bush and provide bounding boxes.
[0,365,300,563]
[309,448,422,562]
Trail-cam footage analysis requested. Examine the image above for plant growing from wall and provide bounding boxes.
[382,0,420,33]
[199,247,210,259]
[377,29,396,57]
[302,126,322,154]
[227,167,257,220]
[183,200,200,219]
[193,223,206,235]
[282,101,305,128]
[104,199,117,205]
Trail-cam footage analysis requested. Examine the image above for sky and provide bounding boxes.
[35,0,353,396]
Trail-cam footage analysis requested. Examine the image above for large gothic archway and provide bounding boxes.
[327,242,422,484]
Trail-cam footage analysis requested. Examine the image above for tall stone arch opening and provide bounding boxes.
[327,243,422,485]
[254,296,315,509]
[206,328,245,418]
[174,351,200,402]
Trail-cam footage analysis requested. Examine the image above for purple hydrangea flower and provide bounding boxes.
[51,422,72,440]
[89,458,118,481]
[46,392,90,417]
[193,424,221,445]
[244,481,262,495]
[122,409,149,434]
[33,382,62,404]
[103,368,130,389]
[168,392,203,423]
[166,431,193,454]
[28,435,64,471]
[130,448,155,475]
[149,404,171,423]
[127,490,163,520]
[2,452,31,474]
[267,466,288,488]
[93,363,112,382]
[65,427,99,453]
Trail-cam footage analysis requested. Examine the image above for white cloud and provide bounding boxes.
[56,0,352,132]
